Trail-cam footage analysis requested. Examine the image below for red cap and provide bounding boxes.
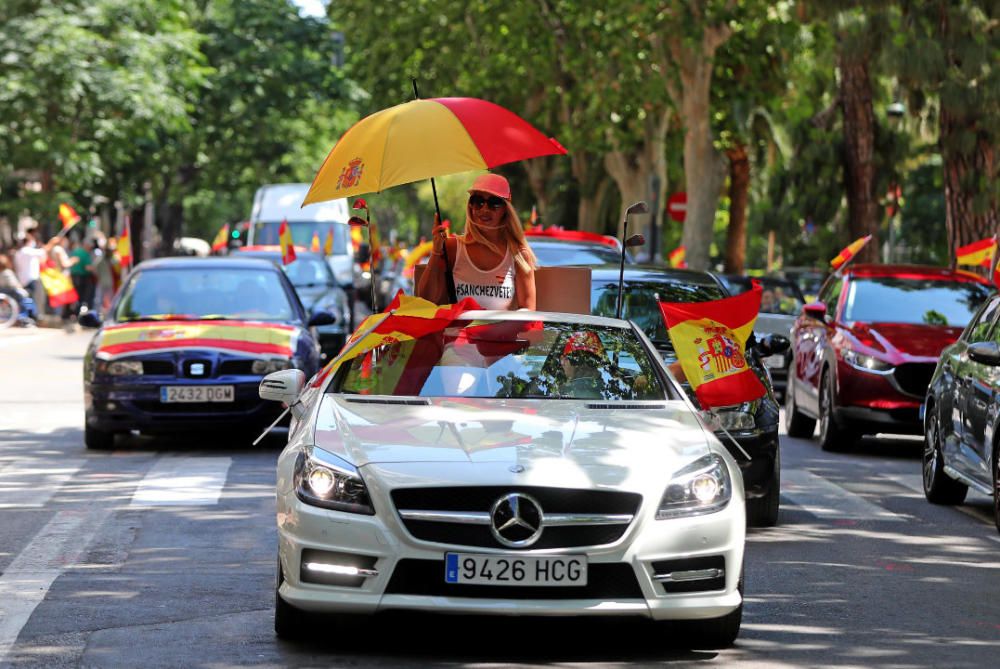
[468,173,511,200]
[562,331,604,359]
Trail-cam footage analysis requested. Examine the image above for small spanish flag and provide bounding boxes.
[529,205,539,228]
[668,245,687,268]
[211,224,229,253]
[59,203,81,231]
[117,217,133,269]
[310,232,321,252]
[956,237,997,267]
[279,219,296,265]
[39,259,79,308]
[323,227,334,256]
[659,282,766,409]
[830,234,872,270]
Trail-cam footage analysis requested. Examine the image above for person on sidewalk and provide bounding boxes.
[0,254,38,326]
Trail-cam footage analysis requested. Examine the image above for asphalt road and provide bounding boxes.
[1,325,999,668]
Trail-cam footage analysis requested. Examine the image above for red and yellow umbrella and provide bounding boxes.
[303,97,567,205]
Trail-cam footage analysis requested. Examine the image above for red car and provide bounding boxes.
[785,264,993,451]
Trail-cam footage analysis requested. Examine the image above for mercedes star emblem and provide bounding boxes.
[490,493,544,548]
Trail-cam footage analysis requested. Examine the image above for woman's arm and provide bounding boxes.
[514,263,536,310]
[415,235,456,305]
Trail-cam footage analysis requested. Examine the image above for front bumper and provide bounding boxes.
[276,482,745,621]
[834,360,925,434]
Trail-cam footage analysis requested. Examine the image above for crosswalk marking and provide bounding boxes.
[783,469,906,522]
[0,509,109,662]
[130,457,232,507]
[0,459,86,509]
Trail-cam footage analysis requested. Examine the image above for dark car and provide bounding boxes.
[776,267,827,303]
[528,236,634,267]
[717,274,806,399]
[923,292,1000,532]
[786,264,993,452]
[236,247,351,358]
[81,257,332,450]
[590,265,786,526]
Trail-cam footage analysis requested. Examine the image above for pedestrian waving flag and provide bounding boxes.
[830,234,872,270]
[116,217,133,269]
[658,281,766,409]
[668,245,687,268]
[278,219,296,265]
[310,232,321,252]
[39,259,79,308]
[211,224,229,253]
[323,226,334,256]
[956,237,997,267]
[58,203,81,231]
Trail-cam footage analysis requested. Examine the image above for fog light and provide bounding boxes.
[303,562,378,578]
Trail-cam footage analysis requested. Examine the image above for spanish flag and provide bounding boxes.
[956,237,997,267]
[211,224,229,253]
[278,219,296,265]
[323,227,334,256]
[830,234,872,270]
[59,203,81,231]
[668,245,687,268]
[310,232,321,252]
[117,217,133,269]
[39,260,79,308]
[659,281,766,409]
[310,291,482,388]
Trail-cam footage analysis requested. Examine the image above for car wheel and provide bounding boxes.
[274,561,310,640]
[817,371,856,452]
[84,424,115,451]
[747,448,780,527]
[922,407,967,505]
[784,367,816,438]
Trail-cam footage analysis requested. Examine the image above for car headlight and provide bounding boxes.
[842,349,893,373]
[293,448,374,515]
[711,404,756,431]
[95,360,143,376]
[657,453,732,519]
[252,358,294,375]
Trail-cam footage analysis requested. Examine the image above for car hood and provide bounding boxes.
[94,319,301,359]
[844,321,964,359]
[313,396,712,480]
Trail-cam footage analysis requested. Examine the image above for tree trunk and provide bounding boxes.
[724,143,750,273]
[941,107,999,263]
[839,51,879,263]
[523,157,555,226]
[571,151,605,233]
[603,110,671,245]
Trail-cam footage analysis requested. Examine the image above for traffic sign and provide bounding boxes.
[667,192,687,222]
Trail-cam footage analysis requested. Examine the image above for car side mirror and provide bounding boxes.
[78,311,102,329]
[802,302,827,321]
[307,310,336,327]
[968,341,1000,366]
[756,333,790,357]
[259,369,307,418]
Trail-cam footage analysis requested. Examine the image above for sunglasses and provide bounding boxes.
[469,194,505,211]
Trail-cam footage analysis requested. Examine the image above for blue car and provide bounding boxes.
[82,257,332,449]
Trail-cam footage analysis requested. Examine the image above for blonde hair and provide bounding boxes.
[463,199,537,273]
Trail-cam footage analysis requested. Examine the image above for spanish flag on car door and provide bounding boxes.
[659,282,766,409]
[278,219,296,265]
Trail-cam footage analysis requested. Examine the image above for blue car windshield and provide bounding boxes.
[529,242,626,266]
[114,268,295,322]
[844,277,992,326]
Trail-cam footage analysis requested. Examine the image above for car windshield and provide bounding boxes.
[843,277,992,326]
[114,267,295,322]
[333,320,667,400]
[591,279,726,347]
[724,277,804,316]
[253,221,348,255]
[280,256,332,287]
[529,242,625,266]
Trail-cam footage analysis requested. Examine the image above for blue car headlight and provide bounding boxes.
[293,448,374,515]
[657,454,732,519]
[95,360,143,376]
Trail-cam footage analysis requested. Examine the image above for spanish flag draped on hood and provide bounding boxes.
[659,282,766,409]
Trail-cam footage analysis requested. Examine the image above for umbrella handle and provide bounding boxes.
[430,177,457,303]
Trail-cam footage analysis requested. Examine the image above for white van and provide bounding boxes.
[247,183,353,287]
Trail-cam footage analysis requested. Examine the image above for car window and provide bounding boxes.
[818,275,843,315]
[334,320,667,401]
[529,242,622,266]
[282,257,333,286]
[967,297,1000,342]
[253,221,348,255]
[843,277,991,327]
[590,279,725,347]
[115,267,294,321]
[724,277,804,315]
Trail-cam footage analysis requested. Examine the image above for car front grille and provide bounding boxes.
[391,487,640,550]
[893,362,936,397]
[218,360,255,375]
[384,559,643,599]
[142,361,175,375]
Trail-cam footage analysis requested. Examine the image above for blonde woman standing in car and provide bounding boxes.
[416,174,537,310]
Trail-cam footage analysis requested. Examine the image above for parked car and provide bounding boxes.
[717,274,806,399]
[590,265,786,527]
[923,292,1000,532]
[524,229,635,266]
[261,310,746,646]
[776,267,827,303]
[235,247,351,358]
[785,264,993,452]
[80,257,333,449]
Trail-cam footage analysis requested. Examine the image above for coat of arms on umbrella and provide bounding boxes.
[337,158,365,190]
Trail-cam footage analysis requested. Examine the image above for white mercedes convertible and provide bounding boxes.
[260,310,746,647]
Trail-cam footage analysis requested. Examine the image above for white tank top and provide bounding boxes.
[452,241,516,310]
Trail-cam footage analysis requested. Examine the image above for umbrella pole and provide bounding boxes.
[413,78,457,304]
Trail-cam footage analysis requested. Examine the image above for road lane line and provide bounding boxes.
[130,457,232,506]
[0,459,86,508]
[783,469,905,522]
[0,508,109,662]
